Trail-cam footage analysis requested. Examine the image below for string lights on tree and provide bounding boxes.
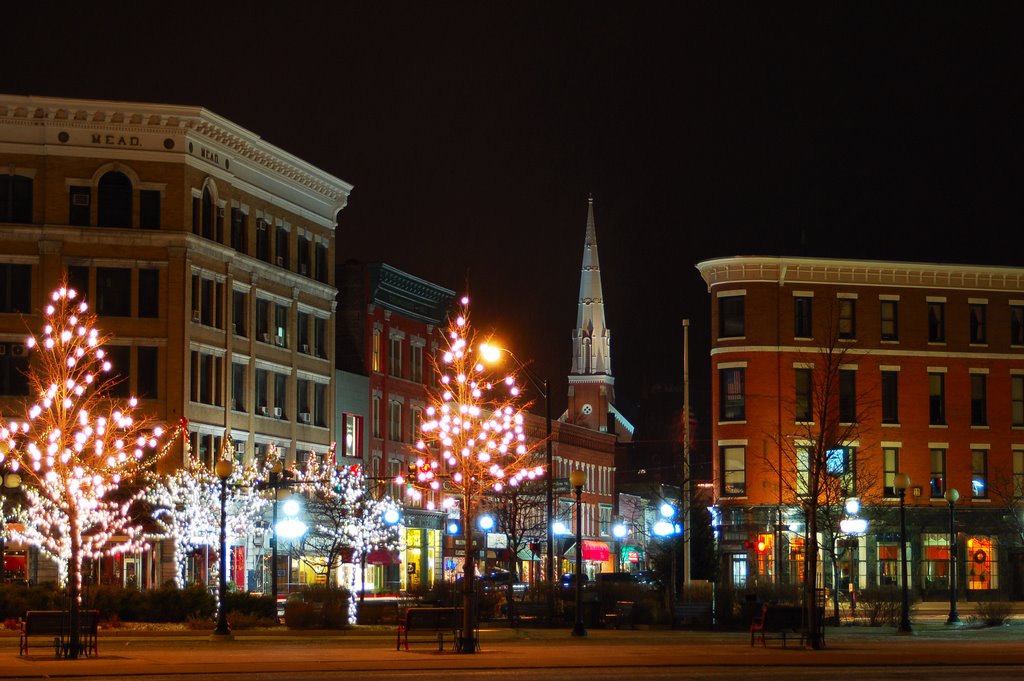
[397,296,544,653]
[0,282,184,658]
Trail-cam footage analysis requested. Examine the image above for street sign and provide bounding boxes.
[552,478,571,494]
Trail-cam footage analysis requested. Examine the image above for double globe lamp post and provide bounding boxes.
[892,472,913,635]
[944,487,960,625]
[213,458,234,640]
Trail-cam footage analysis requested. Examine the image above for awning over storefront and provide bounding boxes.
[563,540,611,561]
[366,549,401,565]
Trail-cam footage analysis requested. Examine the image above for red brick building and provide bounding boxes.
[698,256,1024,602]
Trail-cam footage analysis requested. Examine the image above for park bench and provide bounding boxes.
[750,604,805,647]
[396,607,463,652]
[672,601,712,628]
[603,600,635,629]
[20,610,99,657]
[508,599,547,625]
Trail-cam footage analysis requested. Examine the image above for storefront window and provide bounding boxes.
[789,537,806,584]
[966,536,997,590]
[877,543,910,587]
[921,533,950,591]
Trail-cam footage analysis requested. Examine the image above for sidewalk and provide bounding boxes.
[0,621,1021,678]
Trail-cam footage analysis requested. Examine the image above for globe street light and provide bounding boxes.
[893,472,913,635]
[569,468,587,637]
[213,458,234,640]
[944,488,960,625]
[1,471,22,575]
[839,498,868,619]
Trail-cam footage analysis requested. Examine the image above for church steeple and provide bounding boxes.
[567,195,628,435]
[572,195,612,378]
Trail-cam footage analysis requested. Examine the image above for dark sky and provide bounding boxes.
[5,3,1023,435]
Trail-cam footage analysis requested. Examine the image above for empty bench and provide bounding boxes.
[397,607,462,652]
[20,610,99,657]
[672,601,712,628]
[750,604,804,647]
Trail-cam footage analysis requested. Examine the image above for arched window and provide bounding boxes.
[97,171,132,228]
[201,187,214,240]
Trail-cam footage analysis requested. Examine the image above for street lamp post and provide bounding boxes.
[839,498,868,622]
[893,472,913,635]
[944,488,960,625]
[1,471,22,576]
[213,458,234,640]
[569,468,587,637]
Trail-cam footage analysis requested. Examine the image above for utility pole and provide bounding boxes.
[682,319,691,589]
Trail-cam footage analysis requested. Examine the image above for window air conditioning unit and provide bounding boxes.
[259,405,268,416]
[301,343,310,353]
[72,193,90,206]
[10,344,26,357]
[192,310,201,322]
[261,332,270,343]
[275,335,286,347]
[276,257,284,267]
[299,412,311,424]
[274,407,283,418]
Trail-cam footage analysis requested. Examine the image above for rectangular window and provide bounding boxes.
[966,536,997,590]
[795,368,813,422]
[970,303,987,344]
[256,219,271,262]
[0,264,31,313]
[921,534,951,591]
[296,378,310,422]
[883,447,899,497]
[718,295,744,338]
[1012,305,1024,346]
[255,369,269,415]
[929,372,946,425]
[372,396,381,438]
[972,450,988,499]
[136,346,158,399]
[796,447,810,497]
[342,414,363,459]
[878,543,910,587]
[410,406,423,443]
[191,196,201,236]
[313,383,327,427]
[828,446,856,496]
[315,242,329,284]
[721,446,745,496]
[1014,450,1024,498]
[232,291,247,337]
[138,190,160,229]
[388,400,402,442]
[0,174,32,223]
[274,304,288,348]
[69,186,90,226]
[231,363,246,412]
[971,374,987,426]
[297,312,310,353]
[67,265,89,303]
[190,350,220,405]
[106,347,131,398]
[880,300,898,341]
[96,267,131,316]
[719,367,745,421]
[389,337,402,378]
[298,234,312,276]
[138,269,159,318]
[372,330,381,372]
[794,296,812,338]
[256,299,271,342]
[411,344,424,383]
[275,226,290,269]
[274,373,288,419]
[839,369,856,423]
[838,298,856,340]
[881,370,899,425]
[231,208,248,254]
[314,317,327,359]
[0,345,30,396]
[1013,376,1024,427]
[928,301,945,342]
[930,448,946,498]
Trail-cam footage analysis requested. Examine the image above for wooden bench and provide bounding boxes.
[508,599,547,625]
[672,602,712,628]
[19,610,99,657]
[750,604,804,647]
[396,607,462,652]
[603,600,635,629]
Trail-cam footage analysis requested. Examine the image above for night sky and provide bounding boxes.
[5,4,1023,437]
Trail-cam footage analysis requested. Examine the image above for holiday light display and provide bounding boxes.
[295,449,400,623]
[0,283,184,658]
[398,297,544,652]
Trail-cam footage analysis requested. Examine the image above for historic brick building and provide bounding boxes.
[0,94,350,589]
[698,256,1024,601]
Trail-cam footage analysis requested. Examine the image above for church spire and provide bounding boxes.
[571,195,612,377]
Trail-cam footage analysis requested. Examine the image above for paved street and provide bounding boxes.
[1,622,1022,680]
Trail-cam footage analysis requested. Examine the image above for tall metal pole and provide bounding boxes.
[544,378,554,623]
[271,484,279,620]
[571,477,587,637]
[945,488,960,625]
[681,319,691,590]
[897,486,912,634]
[214,474,232,638]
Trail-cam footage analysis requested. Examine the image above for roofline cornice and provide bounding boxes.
[0,94,353,209]
[696,255,1024,294]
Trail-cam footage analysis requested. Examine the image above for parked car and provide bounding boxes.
[477,570,528,593]
[559,572,590,591]
[594,572,639,587]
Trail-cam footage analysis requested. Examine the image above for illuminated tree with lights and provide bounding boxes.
[399,297,545,652]
[0,283,184,658]
[294,451,400,623]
